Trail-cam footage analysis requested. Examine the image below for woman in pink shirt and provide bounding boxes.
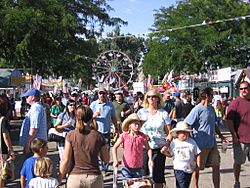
[112,113,153,178]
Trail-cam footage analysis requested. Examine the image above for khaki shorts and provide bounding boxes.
[200,146,220,170]
[233,143,250,165]
[67,174,103,188]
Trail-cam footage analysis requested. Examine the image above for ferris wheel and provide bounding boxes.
[93,50,134,90]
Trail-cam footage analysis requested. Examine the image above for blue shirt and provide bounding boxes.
[184,104,217,149]
[20,156,38,188]
[90,100,115,134]
[58,112,76,132]
[19,102,47,146]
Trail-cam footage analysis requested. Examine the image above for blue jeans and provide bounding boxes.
[174,170,192,188]
[121,167,143,178]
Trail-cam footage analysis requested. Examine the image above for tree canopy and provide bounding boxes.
[143,0,250,78]
[0,0,126,81]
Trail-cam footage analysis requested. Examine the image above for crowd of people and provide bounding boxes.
[0,82,249,188]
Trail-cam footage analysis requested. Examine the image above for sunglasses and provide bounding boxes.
[147,95,158,99]
[240,87,248,90]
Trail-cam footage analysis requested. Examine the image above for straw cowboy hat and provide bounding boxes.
[170,121,193,137]
[122,113,144,132]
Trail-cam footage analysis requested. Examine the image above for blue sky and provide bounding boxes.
[104,0,177,36]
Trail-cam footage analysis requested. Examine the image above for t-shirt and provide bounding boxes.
[66,128,106,175]
[20,156,38,188]
[81,95,89,105]
[0,116,10,154]
[112,100,130,122]
[58,112,76,132]
[175,99,184,119]
[137,108,171,149]
[169,138,200,173]
[50,104,64,126]
[226,97,250,143]
[19,102,47,146]
[90,100,116,134]
[121,132,148,168]
[163,99,175,114]
[29,177,59,188]
[184,104,217,149]
[182,103,194,118]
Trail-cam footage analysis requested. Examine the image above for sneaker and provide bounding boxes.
[233,181,240,188]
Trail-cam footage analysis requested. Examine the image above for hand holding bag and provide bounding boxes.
[0,116,15,181]
[1,159,14,181]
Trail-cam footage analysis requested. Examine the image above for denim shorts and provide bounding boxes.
[121,167,143,178]
[174,170,192,188]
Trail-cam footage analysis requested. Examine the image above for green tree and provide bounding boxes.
[143,0,250,78]
[0,0,126,83]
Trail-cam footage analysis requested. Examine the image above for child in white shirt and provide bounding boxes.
[29,157,59,188]
[161,121,201,188]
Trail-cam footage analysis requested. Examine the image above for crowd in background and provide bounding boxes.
[0,84,248,188]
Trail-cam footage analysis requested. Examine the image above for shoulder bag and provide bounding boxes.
[48,127,66,143]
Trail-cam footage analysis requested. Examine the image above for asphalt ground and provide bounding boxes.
[7,119,250,188]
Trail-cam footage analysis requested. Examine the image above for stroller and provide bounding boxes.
[113,166,153,188]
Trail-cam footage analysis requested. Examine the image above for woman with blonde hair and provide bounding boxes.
[137,89,172,188]
[29,157,59,188]
[0,96,15,188]
[59,105,109,188]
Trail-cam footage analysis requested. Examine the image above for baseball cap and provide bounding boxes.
[21,88,41,97]
[98,88,106,93]
[71,90,78,96]
[114,90,123,95]
[173,92,180,97]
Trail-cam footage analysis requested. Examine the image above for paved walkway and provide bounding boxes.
[7,120,250,188]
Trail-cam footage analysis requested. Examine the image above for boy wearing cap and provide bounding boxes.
[161,121,201,188]
[19,88,47,155]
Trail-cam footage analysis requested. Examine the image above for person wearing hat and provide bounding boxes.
[112,113,153,178]
[161,121,201,188]
[90,88,118,176]
[19,88,47,155]
[61,91,69,107]
[70,90,81,107]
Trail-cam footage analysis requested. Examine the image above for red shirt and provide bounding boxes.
[121,132,147,168]
[226,97,250,143]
